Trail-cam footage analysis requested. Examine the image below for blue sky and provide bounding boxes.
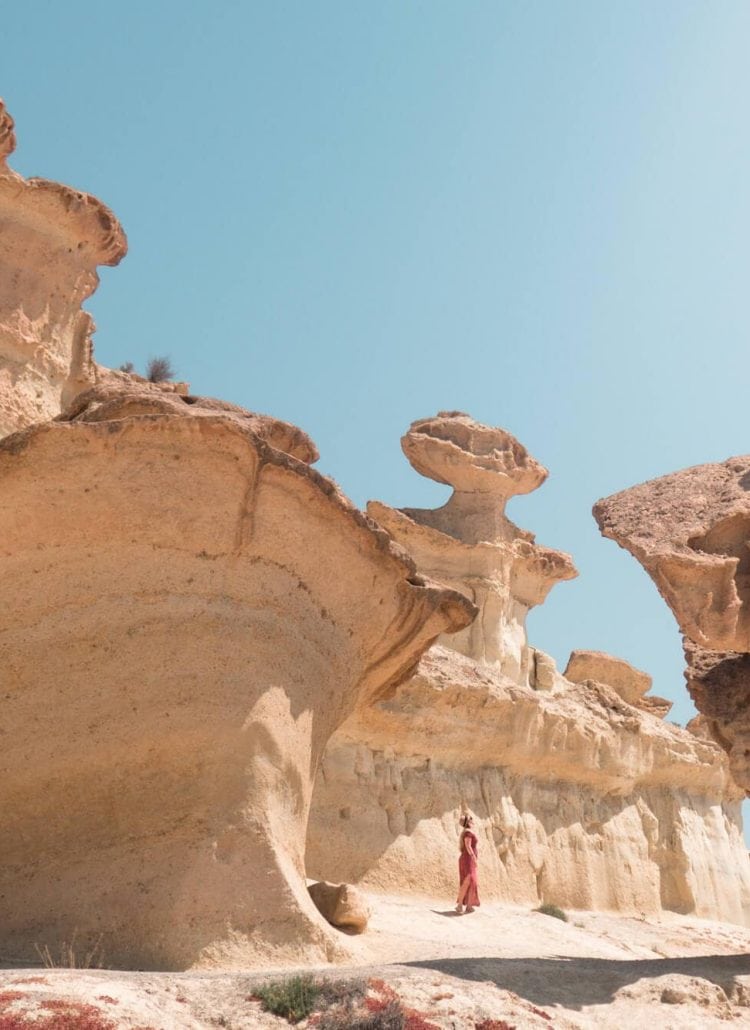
[4,3,750,784]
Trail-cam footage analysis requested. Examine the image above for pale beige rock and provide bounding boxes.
[309,646,750,923]
[368,412,576,684]
[0,99,127,438]
[309,416,750,925]
[308,881,371,933]
[564,649,671,716]
[638,694,673,719]
[565,650,651,705]
[60,383,320,463]
[0,391,473,971]
[531,648,559,691]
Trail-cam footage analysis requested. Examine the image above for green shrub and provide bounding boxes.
[535,902,568,922]
[255,974,320,1023]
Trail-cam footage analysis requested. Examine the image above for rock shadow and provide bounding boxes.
[404,953,750,1010]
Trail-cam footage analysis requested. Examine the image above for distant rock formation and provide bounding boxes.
[369,412,577,683]
[564,650,673,717]
[594,457,750,793]
[0,105,474,970]
[308,415,750,924]
[0,98,127,438]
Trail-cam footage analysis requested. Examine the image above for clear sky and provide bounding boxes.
[4,2,750,798]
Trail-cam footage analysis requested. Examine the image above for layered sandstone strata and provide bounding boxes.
[0,403,472,968]
[308,415,750,924]
[368,412,577,683]
[0,100,473,972]
[594,457,750,792]
[564,649,674,718]
[0,99,127,438]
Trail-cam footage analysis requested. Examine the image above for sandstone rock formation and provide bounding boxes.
[0,99,127,438]
[368,412,577,684]
[0,108,474,969]
[308,881,371,933]
[564,649,672,716]
[594,457,750,792]
[0,393,473,970]
[308,416,750,924]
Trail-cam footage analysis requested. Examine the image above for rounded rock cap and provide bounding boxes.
[402,411,548,497]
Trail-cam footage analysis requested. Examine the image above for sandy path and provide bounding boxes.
[2,894,750,1027]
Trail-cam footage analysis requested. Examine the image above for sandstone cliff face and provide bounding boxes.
[308,415,750,925]
[0,393,472,970]
[0,99,127,438]
[594,457,750,792]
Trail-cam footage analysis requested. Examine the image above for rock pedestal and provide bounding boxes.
[368,412,577,686]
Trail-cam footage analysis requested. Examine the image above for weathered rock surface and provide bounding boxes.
[565,649,672,716]
[0,388,472,972]
[594,457,750,791]
[0,99,127,438]
[308,416,750,924]
[593,456,750,654]
[369,412,577,683]
[0,100,475,972]
[308,881,371,933]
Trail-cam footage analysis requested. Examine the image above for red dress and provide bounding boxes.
[459,830,480,907]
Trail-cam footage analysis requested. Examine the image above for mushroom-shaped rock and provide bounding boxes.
[0,99,127,438]
[0,397,473,970]
[308,882,371,933]
[400,411,548,545]
[403,411,548,497]
[367,413,575,683]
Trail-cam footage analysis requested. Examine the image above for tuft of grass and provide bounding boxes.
[34,933,105,969]
[535,902,568,922]
[318,999,405,1029]
[255,974,320,1023]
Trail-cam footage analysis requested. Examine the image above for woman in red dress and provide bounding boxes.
[456,814,480,913]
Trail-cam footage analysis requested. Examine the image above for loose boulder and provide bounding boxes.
[308,881,371,933]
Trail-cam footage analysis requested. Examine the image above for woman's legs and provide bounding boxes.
[456,874,472,909]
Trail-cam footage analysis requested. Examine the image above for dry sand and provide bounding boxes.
[2,892,750,1027]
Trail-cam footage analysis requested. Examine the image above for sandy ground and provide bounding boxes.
[3,893,750,1027]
